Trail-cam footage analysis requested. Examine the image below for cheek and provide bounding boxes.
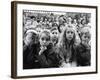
[66,33,69,38]
[81,36,86,41]
[71,33,74,37]
[39,39,43,44]
[26,36,31,41]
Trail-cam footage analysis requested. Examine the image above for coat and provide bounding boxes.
[23,42,60,69]
[76,43,91,66]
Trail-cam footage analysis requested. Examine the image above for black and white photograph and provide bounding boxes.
[23,10,91,69]
[11,1,97,78]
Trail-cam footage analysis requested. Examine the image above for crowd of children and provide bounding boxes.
[23,11,91,69]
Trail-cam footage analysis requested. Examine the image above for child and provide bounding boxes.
[76,27,91,66]
[56,25,78,67]
[24,29,60,69]
[51,27,59,46]
[58,24,65,33]
[23,29,39,69]
[35,25,43,35]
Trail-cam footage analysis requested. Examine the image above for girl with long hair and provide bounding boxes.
[56,25,80,67]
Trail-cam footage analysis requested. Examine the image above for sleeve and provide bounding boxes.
[36,53,53,68]
[36,50,60,68]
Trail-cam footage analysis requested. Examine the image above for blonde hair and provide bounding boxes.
[79,26,91,39]
[39,29,51,40]
[55,25,80,62]
[57,25,78,47]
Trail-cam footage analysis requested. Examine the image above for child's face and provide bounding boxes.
[39,33,50,47]
[66,28,74,41]
[36,27,42,34]
[25,33,33,45]
[26,20,32,26]
[67,17,72,23]
[59,17,64,23]
[51,30,59,37]
[60,25,65,32]
[81,33,90,45]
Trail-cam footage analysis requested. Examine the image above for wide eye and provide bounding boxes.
[67,31,70,34]
[46,38,49,41]
[41,38,45,41]
[84,36,87,38]
[71,31,73,34]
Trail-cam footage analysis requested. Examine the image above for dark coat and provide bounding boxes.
[76,43,91,66]
[23,42,60,69]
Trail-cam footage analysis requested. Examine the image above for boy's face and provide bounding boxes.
[81,33,91,45]
[39,33,50,47]
[51,29,59,37]
[66,28,74,41]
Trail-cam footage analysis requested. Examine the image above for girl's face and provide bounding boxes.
[39,33,50,47]
[81,33,90,45]
[66,28,74,41]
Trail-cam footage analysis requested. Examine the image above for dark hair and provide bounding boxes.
[52,23,58,27]
[51,27,58,32]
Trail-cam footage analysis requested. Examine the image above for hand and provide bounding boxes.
[39,46,47,55]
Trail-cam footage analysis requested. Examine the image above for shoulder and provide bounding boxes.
[75,43,83,49]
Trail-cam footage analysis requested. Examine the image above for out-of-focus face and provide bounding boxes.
[44,18,48,22]
[36,27,42,34]
[81,33,91,45]
[60,25,65,33]
[73,19,77,24]
[67,17,72,24]
[59,17,64,24]
[40,17,44,22]
[26,20,32,26]
[81,19,86,25]
[25,33,33,45]
[39,33,50,47]
[66,28,74,41]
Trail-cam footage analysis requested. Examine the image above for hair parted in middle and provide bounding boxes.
[57,25,79,48]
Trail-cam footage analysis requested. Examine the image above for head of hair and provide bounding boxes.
[57,25,77,49]
[39,29,51,40]
[79,26,91,40]
[58,24,65,33]
[24,29,38,44]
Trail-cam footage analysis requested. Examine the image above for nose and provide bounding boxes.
[43,40,46,43]
[69,33,72,36]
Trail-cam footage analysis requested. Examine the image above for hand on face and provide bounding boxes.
[39,33,50,47]
[81,33,91,48]
[39,46,47,55]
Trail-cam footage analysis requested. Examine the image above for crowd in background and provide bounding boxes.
[23,10,91,69]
